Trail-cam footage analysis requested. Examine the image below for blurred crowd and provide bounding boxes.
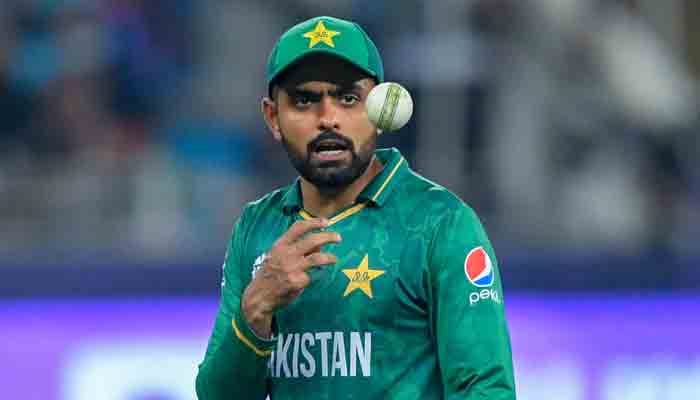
[0,0,269,257]
[0,0,698,263]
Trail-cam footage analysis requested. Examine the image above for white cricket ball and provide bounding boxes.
[366,82,413,133]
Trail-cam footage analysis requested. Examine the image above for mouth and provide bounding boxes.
[311,139,351,162]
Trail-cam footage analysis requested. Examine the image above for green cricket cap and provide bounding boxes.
[266,16,384,91]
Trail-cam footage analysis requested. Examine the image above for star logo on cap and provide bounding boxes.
[342,254,385,299]
[302,20,341,48]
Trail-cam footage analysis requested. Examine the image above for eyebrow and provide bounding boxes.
[287,82,364,100]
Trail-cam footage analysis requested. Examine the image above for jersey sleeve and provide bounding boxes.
[428,204,516,399]
[196,209,275,400]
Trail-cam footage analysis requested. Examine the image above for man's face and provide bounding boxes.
[264,57,378,191]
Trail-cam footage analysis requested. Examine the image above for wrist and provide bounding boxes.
[243,311,273,339]
[241,294,274,339]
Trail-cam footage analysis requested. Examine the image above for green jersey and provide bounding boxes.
[196,148,515,399]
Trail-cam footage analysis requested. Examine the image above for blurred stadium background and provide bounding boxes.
[1,0,699,399]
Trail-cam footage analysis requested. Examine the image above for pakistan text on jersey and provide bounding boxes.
[269,331,372,378]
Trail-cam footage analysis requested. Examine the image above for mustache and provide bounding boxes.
[307,130,355,153]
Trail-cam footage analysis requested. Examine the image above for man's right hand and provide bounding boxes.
[241,218,341,338]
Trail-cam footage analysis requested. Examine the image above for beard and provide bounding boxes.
[281,129,376,192]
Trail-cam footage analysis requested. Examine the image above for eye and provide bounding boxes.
[294,95,312,108]
[340,93,359,106]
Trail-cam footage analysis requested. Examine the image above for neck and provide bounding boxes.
[300,156,384,218]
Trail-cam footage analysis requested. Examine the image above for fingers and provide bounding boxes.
[244,218,340,314]
[293,231,341,256]
[281,218,329,244]
[302,252,338,270]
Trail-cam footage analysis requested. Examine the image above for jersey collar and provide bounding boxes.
[356,147,406,207]
[281,147,407,215]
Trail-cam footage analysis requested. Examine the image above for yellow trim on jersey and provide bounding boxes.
[299,210,314,220]
[232,318,272,357]
[371,156,404,202]
[329,203,366,225]
[298,203,366,226]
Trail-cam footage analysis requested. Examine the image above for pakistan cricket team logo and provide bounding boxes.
[302,20,341,48]
[342,254,385,299]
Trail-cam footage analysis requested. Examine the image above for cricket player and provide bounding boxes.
[196,16,516,399]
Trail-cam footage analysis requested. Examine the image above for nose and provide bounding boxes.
[317,96,340,131]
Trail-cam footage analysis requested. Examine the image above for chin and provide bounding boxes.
[310,173,356,189]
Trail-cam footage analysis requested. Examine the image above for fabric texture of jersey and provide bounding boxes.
[196,147,516,400]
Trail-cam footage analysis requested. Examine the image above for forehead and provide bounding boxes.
[276,53,372,91]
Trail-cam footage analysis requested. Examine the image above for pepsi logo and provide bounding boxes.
[464,247,494,287]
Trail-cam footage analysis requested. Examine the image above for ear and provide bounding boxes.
[261,97,282,142]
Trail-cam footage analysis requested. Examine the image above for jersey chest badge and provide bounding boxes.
[341,254,385,299]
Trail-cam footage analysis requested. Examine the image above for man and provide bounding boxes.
[196,16,516,400]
